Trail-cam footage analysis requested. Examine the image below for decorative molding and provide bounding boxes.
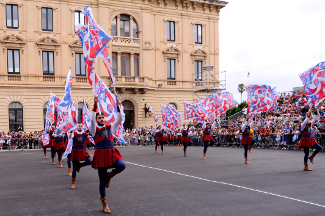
[36,36,60,55]
[1,34,26,53]
[36,4,58,10]
[69,40,82,53]
[190,48,208,64]
[1,34,26,44]
[163,46,181,62]
[143,40,152,51]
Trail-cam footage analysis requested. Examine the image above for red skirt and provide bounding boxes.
[241,137,252,145]
[181,137,191,143]
[299,137,317,148]
[54,142,64,151]
[155,136,167,142]
[202,135,213,142]
[49,140,55,147]
[91,148,123,169]
[71,149,90,161]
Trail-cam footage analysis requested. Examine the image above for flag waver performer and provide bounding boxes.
[154,125,168,154]
[180,124,194,157]
[53,132,65,168]
[241,114,254,164]
[48,125,56,165]
[89,97,125,214]
[202,119,219,159]
[299,108,322,171]
[68,123,92,189]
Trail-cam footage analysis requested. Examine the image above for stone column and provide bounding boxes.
[117,15,120,37]
[117,52,121,76]
[130,16,134,38]
[130,53,134,76]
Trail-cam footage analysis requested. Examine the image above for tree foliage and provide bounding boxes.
[226,101,248,118]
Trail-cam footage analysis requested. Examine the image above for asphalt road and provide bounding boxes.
[1,146,325,216]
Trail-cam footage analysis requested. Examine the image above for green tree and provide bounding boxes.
[238,84,246,103]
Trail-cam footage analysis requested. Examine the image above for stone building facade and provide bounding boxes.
[0,0,227,132]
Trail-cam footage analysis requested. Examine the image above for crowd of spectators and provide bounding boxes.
[2,92,325,152]
[120,92,325,151]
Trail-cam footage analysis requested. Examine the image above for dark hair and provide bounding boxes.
[96,113,104,118]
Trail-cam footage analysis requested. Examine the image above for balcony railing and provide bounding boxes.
[111,37,140,47]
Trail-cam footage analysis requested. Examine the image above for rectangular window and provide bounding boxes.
[134,54,139,76]
[7,49,20,74]
[43,51,54,75]
[74,11,85,31]
[194,24,202,44]
[167,59,175,80]
[111,17,117,36]
[75,53,86,76]
[166,21,175,41]
[112,52,117,76]
[6,4,19,28]
[133,21,138,38]
[121,53,130,76]
[195,61,202,81]
[42,8,53,31]
[120,15,130,37]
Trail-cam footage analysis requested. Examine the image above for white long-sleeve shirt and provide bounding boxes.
[202,121,218,130]
[300,115,318,131]
[89,109,123,137]
[241,119,254,132]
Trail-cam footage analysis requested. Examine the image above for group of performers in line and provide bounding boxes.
[152,108,323,170]
[40,97,125,214]
[39,100,323,214]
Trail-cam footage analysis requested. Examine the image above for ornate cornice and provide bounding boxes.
[163,46,181,62]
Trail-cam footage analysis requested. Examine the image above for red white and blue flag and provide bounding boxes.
[56,70,78,135]
[76,6,114,95]
[299,61,325,104]
[161,105,182,131]
[96,75,125,143]
[215,92,238,115]
[148,106,159,122]
[63,138,73,159]
[247,84,279,113]
[82,100,91,131]
[184,100,195,120]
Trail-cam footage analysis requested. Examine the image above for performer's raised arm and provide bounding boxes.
[111,99,123,135]
[89,97,98,137]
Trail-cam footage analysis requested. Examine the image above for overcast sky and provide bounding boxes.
[219,0,325,103]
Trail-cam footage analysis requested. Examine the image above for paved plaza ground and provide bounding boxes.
[1,146,325,216]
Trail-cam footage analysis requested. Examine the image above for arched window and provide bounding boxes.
[78,102,83,123]
[169,103,177,110]
[122,101,134,130]
[9,102,23,132]
[111,14,138,38]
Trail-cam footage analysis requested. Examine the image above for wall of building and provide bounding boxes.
[0,0,227,132]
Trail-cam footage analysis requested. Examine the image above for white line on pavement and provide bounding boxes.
[125,161,325,208]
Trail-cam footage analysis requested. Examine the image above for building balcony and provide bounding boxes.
[0,74,110,87]
[111,37,140,48]
[113,76,150,94]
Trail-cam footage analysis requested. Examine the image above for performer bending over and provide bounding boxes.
[180,124,194,157]
[299,109,322,171]
[89,97,125,214]
[202,119,219,159]
[241,115,254,164]
[68,123,92,189]
[154,125,168,154]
